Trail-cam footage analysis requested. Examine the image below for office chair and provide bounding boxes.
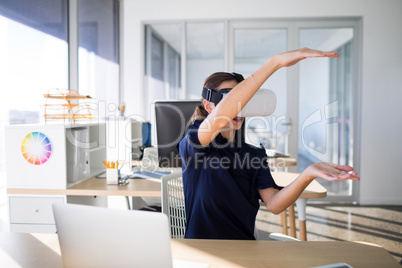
[260,204,300,241]
[255,209,300,241]
[278,203,300,240]
[161,172,186,239]
[268,232,300,241]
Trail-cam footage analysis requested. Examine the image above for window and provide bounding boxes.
[78,0,120,118]
[144,22,224,107]
[144,24,182,118]
[0,0,68,179]
[0,0,120,185]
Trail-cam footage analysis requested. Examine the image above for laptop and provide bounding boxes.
[53,203,173,268]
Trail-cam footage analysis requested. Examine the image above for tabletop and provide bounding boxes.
[272,171,327,199]
[171,239,400,268]
[8,171,326,199]
[7,177,162,197]
[268,156,297,167]
[0,233,399,268]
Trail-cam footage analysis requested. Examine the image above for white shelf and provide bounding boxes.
[89,168,105,179]
[5,123,107,233]
[106,119,142,174]
[89,145,106,153]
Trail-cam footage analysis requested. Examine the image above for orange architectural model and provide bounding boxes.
[43,88,95,123]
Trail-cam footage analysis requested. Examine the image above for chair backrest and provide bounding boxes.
[161,172,186,239]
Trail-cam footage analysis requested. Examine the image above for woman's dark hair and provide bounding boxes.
[189,72,240,124]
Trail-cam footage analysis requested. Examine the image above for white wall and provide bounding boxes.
[121,0,402,205]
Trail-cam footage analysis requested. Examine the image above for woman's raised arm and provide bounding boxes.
[198,48,339,146]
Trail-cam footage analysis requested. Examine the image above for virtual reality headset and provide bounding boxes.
[201,87,277,117]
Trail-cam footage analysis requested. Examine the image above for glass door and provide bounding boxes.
[231,20,360,202]
[231,22,289,154]
[297,25,359,201]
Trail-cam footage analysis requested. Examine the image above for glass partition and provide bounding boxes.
[233,28,288,153]
[298,28,354,197]
[186,22,225,99]
[145,23,182,106]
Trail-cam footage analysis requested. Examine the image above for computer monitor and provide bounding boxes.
[154,100,201,168]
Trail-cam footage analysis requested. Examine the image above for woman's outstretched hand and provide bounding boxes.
[303,162,360,182]
[273,47,339,68]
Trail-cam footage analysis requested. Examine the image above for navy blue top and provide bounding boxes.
[177,120,280,240]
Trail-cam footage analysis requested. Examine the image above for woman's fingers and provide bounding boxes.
[337,171,360,181]
[275,48,339,68]
[297,47,339,57]
[335,164,354,172]
[324,170,360,181]
[308,162,360,181]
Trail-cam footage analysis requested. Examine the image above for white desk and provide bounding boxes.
[8,172,325,237]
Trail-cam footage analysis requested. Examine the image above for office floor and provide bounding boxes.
[256,203,402,262]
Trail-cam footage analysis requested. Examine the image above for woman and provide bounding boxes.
[177,48,360,240]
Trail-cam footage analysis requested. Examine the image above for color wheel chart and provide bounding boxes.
[21,132,52,165]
